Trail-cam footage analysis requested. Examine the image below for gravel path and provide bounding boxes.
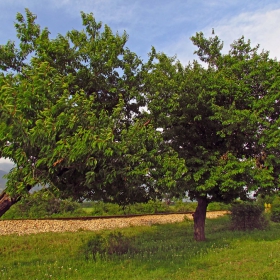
[0,211,228,236]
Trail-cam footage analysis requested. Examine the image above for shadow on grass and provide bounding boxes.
[207,215,280,242]
[80,216,280,259]
[78,216,234,267]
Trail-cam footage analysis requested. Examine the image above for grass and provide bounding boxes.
[1,199,230,220]
[1,216,280,279]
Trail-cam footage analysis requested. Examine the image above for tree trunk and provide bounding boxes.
[0,191,21,217]
[192,196,208,241]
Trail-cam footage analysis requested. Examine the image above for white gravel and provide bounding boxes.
[0,211,228,236]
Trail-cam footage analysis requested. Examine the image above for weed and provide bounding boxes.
[81,231,136,260]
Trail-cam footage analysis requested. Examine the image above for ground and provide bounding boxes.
[0,211,227,235]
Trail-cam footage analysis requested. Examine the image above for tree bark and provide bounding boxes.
[0,191,21,217]
[193,196,208,241]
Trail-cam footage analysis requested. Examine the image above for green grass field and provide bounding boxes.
[1,216,280,279]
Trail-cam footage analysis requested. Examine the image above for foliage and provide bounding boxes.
[207,202,230,211]
[2,198,210,219]
[81,201,95,208]
[81,200,170,216]
[81,231,135,260]
[172,201,197,212]
[0,9,186,207]
[2,9,280,241]
[271,196,280,223]
[124,200,170,214]
[82,234,106,260]
[256,194,275,206]
[1,217,280,279]
[1,189,80,219]
[86,201,122,216]
[143,31,280,240]
[230,201,269,230]
[144,34,280,203]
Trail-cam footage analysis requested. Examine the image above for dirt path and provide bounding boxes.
[0,211,228,236]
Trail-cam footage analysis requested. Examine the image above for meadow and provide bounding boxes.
[1,215,280,279]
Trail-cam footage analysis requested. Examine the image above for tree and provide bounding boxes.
[144,33,280,240]
[0,9,186,216]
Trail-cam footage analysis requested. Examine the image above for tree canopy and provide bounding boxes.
[0,9,185,214]
[144,33,280,240]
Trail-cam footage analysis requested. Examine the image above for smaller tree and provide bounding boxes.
[144,33,280,240]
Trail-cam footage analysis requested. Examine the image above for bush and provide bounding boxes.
[89,202,123,216]
[1,189,80,219]
[172,201,197,212]
[256,195,274,206]
[271,196,280,223]
[82,201,95,208]
[230,201,269,231]
[82,234,106,260]
[208,202,230,211]
[127,200,170,214]
[81,231,135,260]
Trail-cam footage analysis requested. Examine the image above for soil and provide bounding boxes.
[0,211,228,236]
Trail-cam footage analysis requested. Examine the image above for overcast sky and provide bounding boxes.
[1,0,280,65]
[1,0,280,167]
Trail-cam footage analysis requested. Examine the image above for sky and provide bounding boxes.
[1,0,280,168]
[1,0,280,65]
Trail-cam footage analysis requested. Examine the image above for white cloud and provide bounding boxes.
[162,6,280,65]
[1,1,280,63]
[206,8,280,59]
[159,35,196,66]
[0,158,14,172]
[0,158,14,164]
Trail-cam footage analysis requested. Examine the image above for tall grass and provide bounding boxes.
[1,216,280,279]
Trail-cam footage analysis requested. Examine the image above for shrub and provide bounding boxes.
[230,201,269,231]
[173,201,197,212]
[1,189,80,219]
[106,232,133,255]
[256,195,274,206]
[81,231,135,260]
[207,202,230,211]
[82,234,106,260]
[127,200,170,214]
[82,201,95,208]
[89,201,124,216]
[271,196,280,223]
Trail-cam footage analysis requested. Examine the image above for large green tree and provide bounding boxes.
[0,9,186,216]
[144,33,280,240]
